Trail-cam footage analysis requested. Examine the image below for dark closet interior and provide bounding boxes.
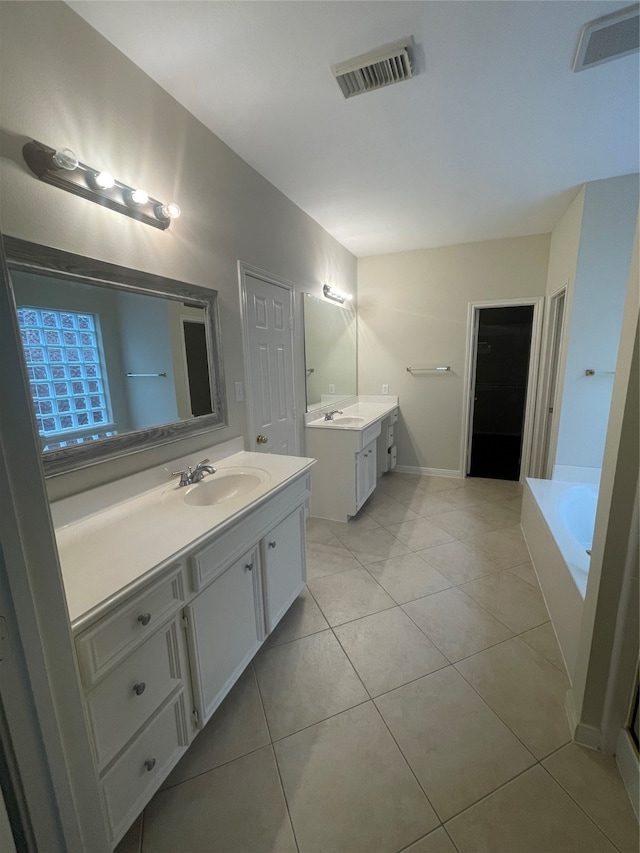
[469,305,534,481]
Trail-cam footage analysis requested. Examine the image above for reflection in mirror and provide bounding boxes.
[303,293,356,412]
[4,237,227,476]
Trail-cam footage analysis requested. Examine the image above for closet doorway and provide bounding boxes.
[463,299,543,481]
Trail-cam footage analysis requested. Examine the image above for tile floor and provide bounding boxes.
[117,472,639,853]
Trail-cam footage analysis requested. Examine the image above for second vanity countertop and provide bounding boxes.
[305,395,398,431]
[54,447,315,628]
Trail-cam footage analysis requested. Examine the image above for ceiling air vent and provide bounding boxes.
[573,3,639,71]
[331,38,414,98]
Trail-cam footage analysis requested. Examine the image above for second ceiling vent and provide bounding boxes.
[331,37,414,98]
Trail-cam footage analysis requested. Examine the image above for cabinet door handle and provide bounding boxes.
[144,758,156,772]
[133,682,146,696]
[268,541,277,549]
[138,613,151,626]
[245,562,253,571]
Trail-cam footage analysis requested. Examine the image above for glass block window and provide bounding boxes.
[17,306,113,445]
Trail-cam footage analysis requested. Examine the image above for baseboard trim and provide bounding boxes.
[616,729,640,821]
[394,465,462,479]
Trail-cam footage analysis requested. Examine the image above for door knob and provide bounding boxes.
[256,435,268,444]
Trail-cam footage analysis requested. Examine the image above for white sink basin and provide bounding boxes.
[182,471,266,507]
[328,416,365,426]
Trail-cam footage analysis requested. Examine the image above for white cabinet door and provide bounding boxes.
[186,547,263,726]
[262,505,306,633]
[355,440,377,510]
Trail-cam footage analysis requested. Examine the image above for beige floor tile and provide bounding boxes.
[428,507,511,539]
[439,486,489,509]
[459,569,550,633]
[446,764,617,853]
[543,743,640,853]
[520,622,566,672]
[398,491,459,517]
[366,552,452,604]
[114,815,142,853]
[414,475,465,494]
[327,511,380,536]
[403,588,512,662]
[332,525,411,564]
[509,561,539,587]
[253,630,367,739]
[403,827,458,853]
[386,517,456,550]
[163,667,269,788]
[463,525,531,569]
[364,491,421,525]
[274,702,439,853]
[463,479,523,501]
[418,539,503,585]
[378,476,426,504]
[471,500,522,528]
[376,668,534,821]
[455,637,571,758]
[308,567,396,625]
[263,586,329,646]
[305,516,340,543]
[305,538,362,580]
[333,607,448,696]
[142,745,296,853]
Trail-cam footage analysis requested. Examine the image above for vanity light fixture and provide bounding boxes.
[323,283,352,304]
[22,139,181,231]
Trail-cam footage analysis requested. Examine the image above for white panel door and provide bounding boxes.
[243,271,297,455]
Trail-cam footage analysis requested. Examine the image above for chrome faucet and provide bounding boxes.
[171,458,216,487]
[324,410,343,421]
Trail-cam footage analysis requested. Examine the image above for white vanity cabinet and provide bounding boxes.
[75,565,192,846]
[307,420,383,522]
[186,482,308,727]
[355,440,378,511]
[71,468,310,848]
[186,545,264,727]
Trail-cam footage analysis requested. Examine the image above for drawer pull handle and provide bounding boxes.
[144,758,156,772]
[268,541,276,549]
[245,562,253,571]
[133,682,146,696]
[138,613,151,626]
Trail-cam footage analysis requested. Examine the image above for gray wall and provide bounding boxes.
[554,174,639,473]
[357,234,551,473]
[0,1,357,499]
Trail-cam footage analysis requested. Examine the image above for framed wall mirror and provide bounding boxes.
[4,237,227,476]
[303,293,356,412]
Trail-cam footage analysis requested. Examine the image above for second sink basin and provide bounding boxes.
[183,471,266,507]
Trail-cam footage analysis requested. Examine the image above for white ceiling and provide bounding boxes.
[67,1,639,257]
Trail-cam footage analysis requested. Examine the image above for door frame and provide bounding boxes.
[238,262,299,455]
[531,284,568,478]
[460,296,544,482]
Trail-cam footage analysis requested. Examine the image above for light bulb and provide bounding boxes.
[156,202,181,220]
[52,148,79,171]
[94,171,115,189]
[130,188,149,205]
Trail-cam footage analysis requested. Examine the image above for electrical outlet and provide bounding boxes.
[382,384,389,395]
[328,384,335,393]
[234,381,244,402]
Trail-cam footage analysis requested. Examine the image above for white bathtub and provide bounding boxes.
[521,478,598,680]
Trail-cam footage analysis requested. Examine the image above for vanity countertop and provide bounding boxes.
[305,396,398,431]
[55,449,315,628]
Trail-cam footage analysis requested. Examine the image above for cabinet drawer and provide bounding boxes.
[190,474,311,590]
[86,617,187,770]
[361,421,382,449]
[102,692,190,847]
[76,564,186,688]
